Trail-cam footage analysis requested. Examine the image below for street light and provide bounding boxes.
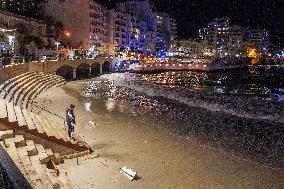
[64,31,71,37]
[55,42,60,51]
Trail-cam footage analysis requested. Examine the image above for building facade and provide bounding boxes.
[156,12,177,52]
[89,1,108,54]
[247,29,270,54]
[44,0,108,54]
[174,39,212,57]
[114,0,157,54]
[44,0,178,56]
[200,18,271,58]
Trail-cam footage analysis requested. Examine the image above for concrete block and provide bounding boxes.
[14,135,26,148]
[0,130,14,140]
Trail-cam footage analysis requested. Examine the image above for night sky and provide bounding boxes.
[98,0,284,48]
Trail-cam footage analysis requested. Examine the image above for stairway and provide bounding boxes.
[0,72,90,156]
[0,72,66,108]
[0,130,74,189]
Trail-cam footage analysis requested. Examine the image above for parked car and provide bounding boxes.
[39,55,58,62]
[0,54,12,66]
[12,54,24,64]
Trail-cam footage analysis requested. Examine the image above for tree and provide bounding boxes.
[18,35,44,54]
[44,16,64,47]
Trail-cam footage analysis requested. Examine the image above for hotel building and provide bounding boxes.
[44,0,177,56]
[156,12,177,52]
[44,0,108,53]
[247,29,270,54]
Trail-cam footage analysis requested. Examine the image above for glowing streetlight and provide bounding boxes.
[55,42,60,51]
[64,31,71,37]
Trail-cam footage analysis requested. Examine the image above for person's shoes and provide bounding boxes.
[72,137,76,141]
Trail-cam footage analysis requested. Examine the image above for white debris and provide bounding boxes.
[120,166,137,181]
[89,121,96,127]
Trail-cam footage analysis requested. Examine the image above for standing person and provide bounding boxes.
[66,104,76,140]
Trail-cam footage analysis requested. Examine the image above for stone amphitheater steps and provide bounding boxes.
[0,72,33,92]
[0,72,90,156]
[14,75,65,107]
[0,71,65,108]
[18,77,65,108]
[0,72,38,98]
[5,101,17,124]
[3,72,47,102]
[21,109,37,131]
[0,101,90,155]
[0,130,73,189]
[23,78,66,108]
[0,99,7,119]
[14,105,27,127]
[29,112,46,134]
[10,72,56,103]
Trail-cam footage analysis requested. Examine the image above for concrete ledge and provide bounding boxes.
[0,57,113,84]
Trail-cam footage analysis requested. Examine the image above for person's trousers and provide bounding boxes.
[67,124,74,138]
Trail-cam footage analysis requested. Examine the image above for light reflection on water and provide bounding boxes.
[141,66,284,98]
[80,66,284,168]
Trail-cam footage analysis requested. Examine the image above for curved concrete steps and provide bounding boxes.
[11,73,58,103]
[3,72,46,101]
[0,72,90,156]
[22,78,66,108]
[0,101,89,153]
[0,72,34,92]
[0,72,39,98]
[0,130,74,189]
[0,72,65,108]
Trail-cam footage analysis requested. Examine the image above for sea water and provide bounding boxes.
[80,65,284,168]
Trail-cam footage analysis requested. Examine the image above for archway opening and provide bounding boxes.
[102,61,111,73]
[76,63,91,80]
[91,62,100,76]
[56,65,73,81]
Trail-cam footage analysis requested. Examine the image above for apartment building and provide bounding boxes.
[247,29,270,54]
[156,12,177,52]
[115,0,157,53]
[44,0,108,53]
[44,0,176,55]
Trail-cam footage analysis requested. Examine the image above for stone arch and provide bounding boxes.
[55,65,73,81]
[76,63,91,80]
[91,62,100,76]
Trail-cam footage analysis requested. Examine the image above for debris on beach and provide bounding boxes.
[83,154,99,160]
[89,121,96,127]
[120,166,138,181]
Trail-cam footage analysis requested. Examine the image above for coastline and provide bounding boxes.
[128,63,249,74]
[32,81,284,189]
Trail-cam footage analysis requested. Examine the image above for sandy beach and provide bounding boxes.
[32,81,283,189]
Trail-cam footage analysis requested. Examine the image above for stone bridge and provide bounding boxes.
[0,57,115,83]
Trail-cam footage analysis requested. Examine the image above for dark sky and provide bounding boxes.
[98,0,284,47]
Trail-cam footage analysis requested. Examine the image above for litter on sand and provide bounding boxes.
[89,121,96,127]
[120,166,138,181]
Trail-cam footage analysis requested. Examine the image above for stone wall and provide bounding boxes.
[0,57,113,84]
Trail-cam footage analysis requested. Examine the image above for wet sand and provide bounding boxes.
[33,81,284,189]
